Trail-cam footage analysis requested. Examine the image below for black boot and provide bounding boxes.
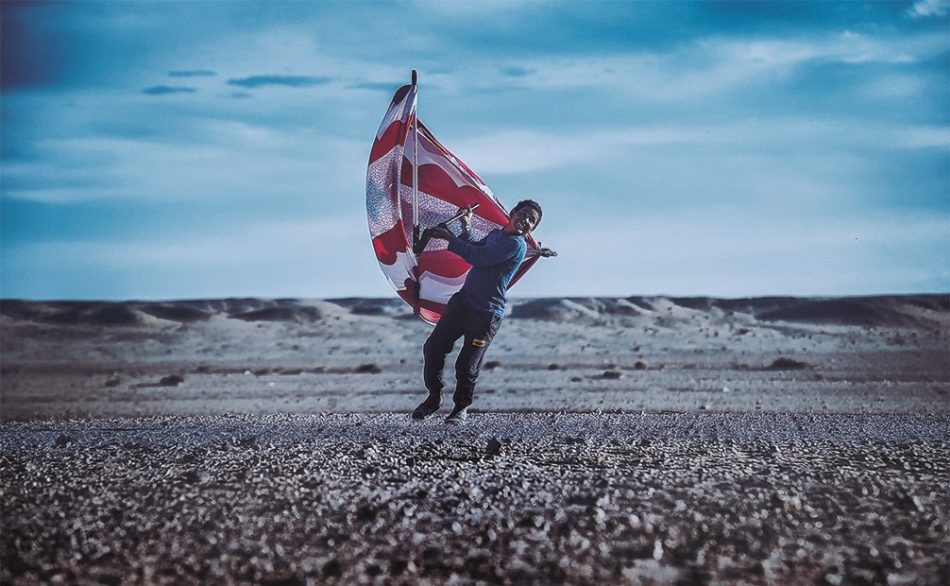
[412,393,443,420]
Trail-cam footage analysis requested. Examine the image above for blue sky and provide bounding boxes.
[2,0,948,300]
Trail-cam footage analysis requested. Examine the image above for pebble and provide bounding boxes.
[653,539,664,561]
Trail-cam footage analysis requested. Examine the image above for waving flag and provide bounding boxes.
[366,72,541,324]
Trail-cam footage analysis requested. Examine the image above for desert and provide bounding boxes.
[1,294,948,584]
[2,295,947,418]
[4,0,949,584]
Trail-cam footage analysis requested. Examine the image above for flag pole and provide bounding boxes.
[411,70,420,248]
[410,70,422,316]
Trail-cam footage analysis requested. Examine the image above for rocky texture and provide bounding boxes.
[1,413,948,585]
[1,295,947,583]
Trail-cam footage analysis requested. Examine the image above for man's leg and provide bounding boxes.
[449,310,503,418]
[413,294,465,420]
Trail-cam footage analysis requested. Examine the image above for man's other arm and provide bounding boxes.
[447,234,523,267]
[457,224,476,243]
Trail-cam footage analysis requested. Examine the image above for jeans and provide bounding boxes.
[423,292,503,408]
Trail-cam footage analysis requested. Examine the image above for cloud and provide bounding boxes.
[168,69,217,77]
[529,209,950,297]
[863,74,928,99]
[1,215,391,299]
[5,205,946,299]
[2,120,367,205]
[448,120,949,176]
[895,126,950,149]
[461,30,947,102]
[226,75,331,88]
[701,33,915,67]
[415,0,539,17]
[142,85,197,95]
[501,66,535,77]
[349,81,402,92]
[908,0,950,18]
[4,200,947,299]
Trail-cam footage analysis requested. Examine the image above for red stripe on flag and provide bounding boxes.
[371,220,409,265]
[418,249,471,279]
[368,121,406,165]
[399,158,510,227]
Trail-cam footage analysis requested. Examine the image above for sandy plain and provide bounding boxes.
[1,294,948,584]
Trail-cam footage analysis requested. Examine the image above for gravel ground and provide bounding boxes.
[2,412,948,585]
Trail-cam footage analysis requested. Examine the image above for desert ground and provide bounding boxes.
[1,294,948,584]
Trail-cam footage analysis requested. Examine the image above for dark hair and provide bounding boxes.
[512,199,542,226]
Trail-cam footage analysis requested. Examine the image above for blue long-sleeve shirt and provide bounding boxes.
[447,228,527,317]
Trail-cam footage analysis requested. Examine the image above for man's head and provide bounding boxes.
[504,199,542,236]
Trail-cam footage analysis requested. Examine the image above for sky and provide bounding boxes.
[1,0,948,301]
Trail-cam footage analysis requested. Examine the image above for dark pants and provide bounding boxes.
[423,292,503,408]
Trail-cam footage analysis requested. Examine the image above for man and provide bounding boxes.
[412,199,544,424]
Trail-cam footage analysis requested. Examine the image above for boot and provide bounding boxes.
[445,406,469,425]
[412,392,442,420]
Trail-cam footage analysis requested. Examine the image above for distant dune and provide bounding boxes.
[511,295,949,329]
[1,294,947,329]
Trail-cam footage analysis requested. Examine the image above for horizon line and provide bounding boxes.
[2,292,947,304]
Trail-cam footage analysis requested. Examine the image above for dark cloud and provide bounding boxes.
[1,2,70,90]
[227,75,330,88]
[168,70,216,77]
[502,66,535,77]
[230,92,252,99]
[142,85,197,95]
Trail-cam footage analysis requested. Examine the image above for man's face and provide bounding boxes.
[508,206,540,236]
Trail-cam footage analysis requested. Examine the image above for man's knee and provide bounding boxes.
[455,363,478,385]
[455,348,485,382]
[423,335,448,359]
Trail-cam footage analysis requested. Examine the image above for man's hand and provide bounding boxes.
[538,244,558,258]
[428,224,453,241]
[457,206,473,231]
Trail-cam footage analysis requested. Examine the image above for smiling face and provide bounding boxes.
[503,205,541,236]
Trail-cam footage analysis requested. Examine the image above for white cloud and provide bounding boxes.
[2,214,394,299]
[896,126,950,149]
[908,0,950,18]
[450,30,947,102]
[413,0,540,16]
[3,121,367,205]
[8,205,946,299]
[448,119,950,177]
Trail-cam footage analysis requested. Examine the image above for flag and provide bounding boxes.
[366,78,540,324]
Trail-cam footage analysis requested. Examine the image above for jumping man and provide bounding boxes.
[412,200,544,423]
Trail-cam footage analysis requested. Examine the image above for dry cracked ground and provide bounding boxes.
[1,413,948,585]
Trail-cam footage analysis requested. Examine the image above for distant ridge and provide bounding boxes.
[507,294,949,328]
[1,294,947,329]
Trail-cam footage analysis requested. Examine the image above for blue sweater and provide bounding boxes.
[447,229,527,317]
